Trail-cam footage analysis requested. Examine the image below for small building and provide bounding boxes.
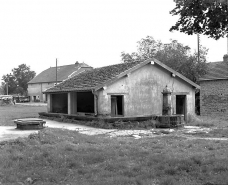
[44,58,199,121]
[28,62,92,102]
[199,55,228,117]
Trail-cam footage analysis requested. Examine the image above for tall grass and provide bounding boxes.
[1,128,228,185]
[187,115,228,128]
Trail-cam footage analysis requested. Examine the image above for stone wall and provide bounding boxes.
[200,79,228,117]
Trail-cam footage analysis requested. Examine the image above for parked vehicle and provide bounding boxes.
[13,96,30,103]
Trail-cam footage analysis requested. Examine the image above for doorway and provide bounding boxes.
[176,95,186,120]
[77,92,94,113]
[111,95,124,117]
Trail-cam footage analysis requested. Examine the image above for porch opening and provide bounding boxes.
[52,93,68,114]
[176,95,186,120]
[111,95,124,117]
[77,92,94,113]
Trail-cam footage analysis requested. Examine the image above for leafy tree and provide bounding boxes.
[121,36,208,83]
[2,74,17,95]
[0,85,5,95]
[2,64,36,95]
[170,0,228,39]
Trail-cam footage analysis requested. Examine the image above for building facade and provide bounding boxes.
[28,62,92,102]
[44,59,199,121]
[199,55,228,117]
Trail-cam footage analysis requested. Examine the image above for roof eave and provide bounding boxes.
[152,58,200,89]
[199,77,228,81]
[94,58,200,91]
[28,80,62,84]
[43,88,94,94]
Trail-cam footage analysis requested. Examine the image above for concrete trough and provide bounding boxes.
[14,118,46,130]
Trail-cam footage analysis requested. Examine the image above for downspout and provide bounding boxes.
[92,89,98,116]
[41,83,42,101]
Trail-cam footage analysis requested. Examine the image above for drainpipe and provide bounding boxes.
[92,89,98,116]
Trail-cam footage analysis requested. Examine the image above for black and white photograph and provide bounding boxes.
[0,0,228,184]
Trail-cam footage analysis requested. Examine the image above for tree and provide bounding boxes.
[2,74,17,95]
[121,36,208,83]
[0,85,5,95]
[170,0,228,40]
[2,64,36,95]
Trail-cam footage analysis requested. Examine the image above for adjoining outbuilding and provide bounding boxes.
[43,58,200,122]
[27,62,93,102]
[199,55,228,117]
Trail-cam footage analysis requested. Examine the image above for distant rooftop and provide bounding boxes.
[199,61,228,81]
[28,62,92,84]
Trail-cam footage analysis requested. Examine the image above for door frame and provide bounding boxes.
[111,95,124,117]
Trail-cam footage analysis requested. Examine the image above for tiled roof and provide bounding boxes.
[44,60,144,93]
[28,63,92,84]
[199,61,228,81]
[44,58,200,93]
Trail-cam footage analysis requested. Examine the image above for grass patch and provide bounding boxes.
[0,104,46,126]
[187,116,228,128]
[1,128,228,184]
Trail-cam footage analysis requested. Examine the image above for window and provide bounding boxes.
[111,95,124,116]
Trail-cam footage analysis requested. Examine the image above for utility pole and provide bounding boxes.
[56,58,58,85]
[197,33,200,62]
[226,0,228,55]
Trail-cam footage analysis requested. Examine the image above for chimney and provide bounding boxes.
[223,54,228,62]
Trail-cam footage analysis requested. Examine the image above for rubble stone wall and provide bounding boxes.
[200,79,228,117]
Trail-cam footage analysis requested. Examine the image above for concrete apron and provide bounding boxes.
[0,119,116,142]
[1,119,228,142]
[0,119,162,141]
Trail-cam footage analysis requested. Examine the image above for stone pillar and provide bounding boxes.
[162,86,172,115]
[68,92,77,115]
[47,94,52,113]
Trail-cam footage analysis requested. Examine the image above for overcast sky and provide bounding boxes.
[0,0,227,79]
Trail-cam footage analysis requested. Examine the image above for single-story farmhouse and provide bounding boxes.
[28,62,92,102]
[199,55,228,117]
[44,58,200,121]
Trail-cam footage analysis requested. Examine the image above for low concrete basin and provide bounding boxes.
[14,118,46,130]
